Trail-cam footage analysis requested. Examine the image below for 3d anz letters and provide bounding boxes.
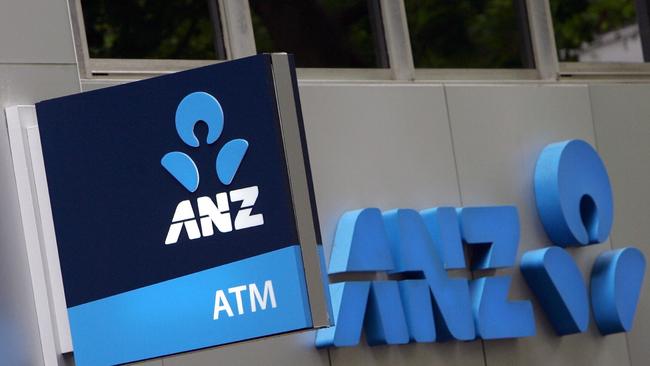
[316,139,645,348]
[521,247,590,335]
[383,208,475,341]
[523,139,645,336]
[316,205,535,347]
[458,207,535,339]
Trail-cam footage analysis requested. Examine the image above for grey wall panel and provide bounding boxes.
[589,84,650,366]
[445,84,630,366]
[298,83,463,260]
[0,65,79,104]
[298,83,485,366]
[163,332,329,366]
[0,64,79,365]
[63,358,163,366]
[127,359,162,366]
[0,0,76,64]
[81,80,128,92]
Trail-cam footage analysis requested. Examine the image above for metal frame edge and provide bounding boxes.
[4,106,62,365]
[269,53,330,328]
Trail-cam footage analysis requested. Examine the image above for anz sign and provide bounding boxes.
[35,54,324,366]
[161,92,263,244]
[316,139,646,347]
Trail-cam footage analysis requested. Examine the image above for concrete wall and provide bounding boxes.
[0,2,649,366]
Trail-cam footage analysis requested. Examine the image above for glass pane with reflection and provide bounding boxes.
[405,0,534,68]
[249,0,388,68]
[551,0,642,63]
[82,0,225,60]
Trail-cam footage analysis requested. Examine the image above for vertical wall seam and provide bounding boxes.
[441,85,464,205]
[326,347,333,366]
[587,84,634,366]
[441,84,489,366]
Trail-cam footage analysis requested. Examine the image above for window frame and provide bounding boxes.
[69,0,650,82]
[69,0,257,78]
[549,0,650,78]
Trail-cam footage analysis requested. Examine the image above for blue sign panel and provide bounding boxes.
[36,55,315,365]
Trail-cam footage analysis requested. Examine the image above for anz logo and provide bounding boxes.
[317,140,646,348]
[161,92,263,245]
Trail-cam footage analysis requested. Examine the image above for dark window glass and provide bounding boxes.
[249,0,388,68]
[82,0,225,59]
[405,0,534,68]
[551,0,642,63]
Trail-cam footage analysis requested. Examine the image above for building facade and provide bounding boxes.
[0,1,649,365]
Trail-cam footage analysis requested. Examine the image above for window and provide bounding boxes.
[249,0,388,68]
[70,0,650,80]
[404,0,534,68]
[81,0,226,60]
[551,0,643,63]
